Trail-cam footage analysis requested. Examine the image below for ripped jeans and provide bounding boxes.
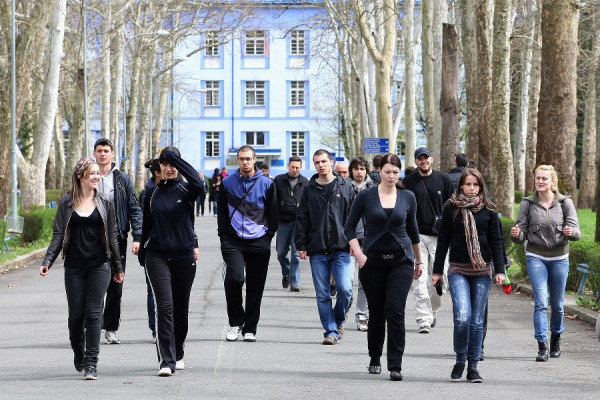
[448,273,492,369]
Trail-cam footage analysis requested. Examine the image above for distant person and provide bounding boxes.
[448,153,469,189]
[334,161,349,179]
[433,168,505,383]
[260,163,273,179]
[402,147,454,333]
[210,168,221,216]
[345,154,423,382]
[218,146,278,342]
[196,171,208,217]
[348,156,375,331]
[510,165,581,362]
[368,154,382,185]
[404,166,415,177]
[221,166,228,179]
[138,147,204,376]
[274,156,309,292]
[296,149,355,345]
[39,158,123,380]
[93,138,142,346]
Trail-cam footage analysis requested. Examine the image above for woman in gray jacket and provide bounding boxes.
[39,158,123,380]
[510,165,580,362]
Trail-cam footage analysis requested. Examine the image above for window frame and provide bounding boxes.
[290,29,306,55]
[290,81,306,107]
[290,131,306,157]
[244,30,266,56]
[205,31,220,56]
[205,131,220,157]
[245,81,266,107]
[245,131,266,146]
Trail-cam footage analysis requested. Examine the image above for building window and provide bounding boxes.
[245,81,265,106]
[291,131,305,157]
[245,131,265,146]
[205,81,220,106]
[245,30,266,55]
[206,31,219,56]
[290,30,306,55]
[206,132,220,157]
[290,81,305,106]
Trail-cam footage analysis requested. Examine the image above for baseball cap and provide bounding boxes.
[414,146,431,159]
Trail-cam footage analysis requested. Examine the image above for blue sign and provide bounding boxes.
[363,138,389,153]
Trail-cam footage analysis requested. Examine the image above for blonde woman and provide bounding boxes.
[511,165,580,362]
[39,158,123,380]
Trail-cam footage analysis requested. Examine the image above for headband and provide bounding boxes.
[74,157,96,178]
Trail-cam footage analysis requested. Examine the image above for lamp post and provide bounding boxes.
[9,0,17,226]
[121,29,169,170]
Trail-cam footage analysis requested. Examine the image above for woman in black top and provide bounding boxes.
[345,154,423,381]
[39,158,123,380]
[432,168,505,383]
[138,147,203,377]
[209,167,221,216]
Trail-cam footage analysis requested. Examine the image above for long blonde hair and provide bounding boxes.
[535,165,558,192]
[68,158,97,208]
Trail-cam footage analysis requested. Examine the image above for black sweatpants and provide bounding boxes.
[359,255,413,371]
[145,253,197,371]
[102,237,127,331]
[221,242,271,335]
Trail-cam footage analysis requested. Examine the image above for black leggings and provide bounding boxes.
[145,254,197,370]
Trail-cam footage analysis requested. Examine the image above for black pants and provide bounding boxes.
[359,255,413,371]
[145,254,197,370]
[196,194,206,216]
[221,243,270,335]
[102,237,127,331]
[65,263,111,368]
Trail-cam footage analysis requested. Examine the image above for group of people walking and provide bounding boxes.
[39,140,580,383]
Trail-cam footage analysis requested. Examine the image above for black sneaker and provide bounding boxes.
[74,353,84,372]
[83,366,97,380]
[466,369,483,383]
[282,276,290,289]
[451,363,465,381]
[389,370,403,381]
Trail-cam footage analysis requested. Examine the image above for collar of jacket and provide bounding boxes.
[158,177,183,186]
[308,173,347,187]
[233,168,262,182]
[525,189,567,205]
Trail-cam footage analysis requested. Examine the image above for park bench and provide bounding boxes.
[2,216,24,253]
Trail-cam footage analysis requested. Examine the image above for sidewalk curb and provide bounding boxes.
[0,248,47,274]
[513,282,599,326]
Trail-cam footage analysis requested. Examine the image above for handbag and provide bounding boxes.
[420,180,443,235]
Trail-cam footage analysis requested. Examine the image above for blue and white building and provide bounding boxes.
[170,1,342,176]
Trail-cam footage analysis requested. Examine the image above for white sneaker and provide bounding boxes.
[418,324,431,334]
[243,332,256,342]
[175,360,185,370]
[356,320,368,332]
[226,326,240,341]
[158,367,172,377]
[105,331,120,344]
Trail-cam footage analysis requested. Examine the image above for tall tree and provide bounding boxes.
[460,0,478,159]
[439,23,460,172]
[491,0,515,218]
[421,0,435,151]
[525,0,542,195]
[404,0,417,162]
[537,0,580,200]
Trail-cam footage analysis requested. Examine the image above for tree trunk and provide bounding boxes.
[152,67,171,157]
[578,16,600,209]
[421,0,435,151]
[19,0,67,211]
[513,1,536,192]
[135,67,152,190]
[491,0,515,219]
[460,0,478,159]
[100,2,112,140]
[474,0,494,185]
[439,24,460,173]
[53,110,65,191]
[537,0,579,201]
[525,0,542,195]
[404,0,416,161]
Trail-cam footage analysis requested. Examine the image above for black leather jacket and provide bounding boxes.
[273,172,309,222]
[41,192,123,273]
[109,165,142,241]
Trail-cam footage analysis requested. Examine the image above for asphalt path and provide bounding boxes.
[1,214,599,399]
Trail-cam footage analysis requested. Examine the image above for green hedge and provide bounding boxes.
[0,220,6,241]
[514,190,524,204]
[20,208,57,243]
[46,189,63,205]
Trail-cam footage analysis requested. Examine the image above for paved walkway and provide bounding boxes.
[1,215,599,399]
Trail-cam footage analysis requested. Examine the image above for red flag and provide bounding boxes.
[264,31,270,56]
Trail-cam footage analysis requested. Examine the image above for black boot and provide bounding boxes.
[536,341,548,362]
[550,333,561,358]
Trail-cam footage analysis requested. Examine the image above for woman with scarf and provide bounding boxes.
[432,168,505,383]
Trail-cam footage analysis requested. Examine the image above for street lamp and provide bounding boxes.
[9,0,17,226]
[121,29,169,170]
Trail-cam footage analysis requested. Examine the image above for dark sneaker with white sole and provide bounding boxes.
[466,369,483,383]
[451,363,465,381]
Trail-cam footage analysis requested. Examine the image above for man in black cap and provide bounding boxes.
[402,146,454,333]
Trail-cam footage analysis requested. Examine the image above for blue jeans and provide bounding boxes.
[276,222,301,286]
[448,273,491,369]
[309,251,352,338]
[526,256,569,342]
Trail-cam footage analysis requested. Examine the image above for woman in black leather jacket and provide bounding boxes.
[39,157,122,380]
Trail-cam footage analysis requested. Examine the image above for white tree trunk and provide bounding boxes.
[421,0,435,155]
[429,0,448,168]
[100,2,112,140]
[404,0,416,161]
[19,0,67,210]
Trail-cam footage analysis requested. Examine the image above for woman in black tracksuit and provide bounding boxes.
[138,147,203,376]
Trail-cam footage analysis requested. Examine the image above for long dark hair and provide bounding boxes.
[380,153,403,189]
[452,168,496,219]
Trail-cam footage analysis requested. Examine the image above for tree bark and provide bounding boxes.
[421,0,435,152]
[460,0,478,160]
[439,24,460,173]
[525,0,542,195]
[537,0,579,201]
[404,0,416,161]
